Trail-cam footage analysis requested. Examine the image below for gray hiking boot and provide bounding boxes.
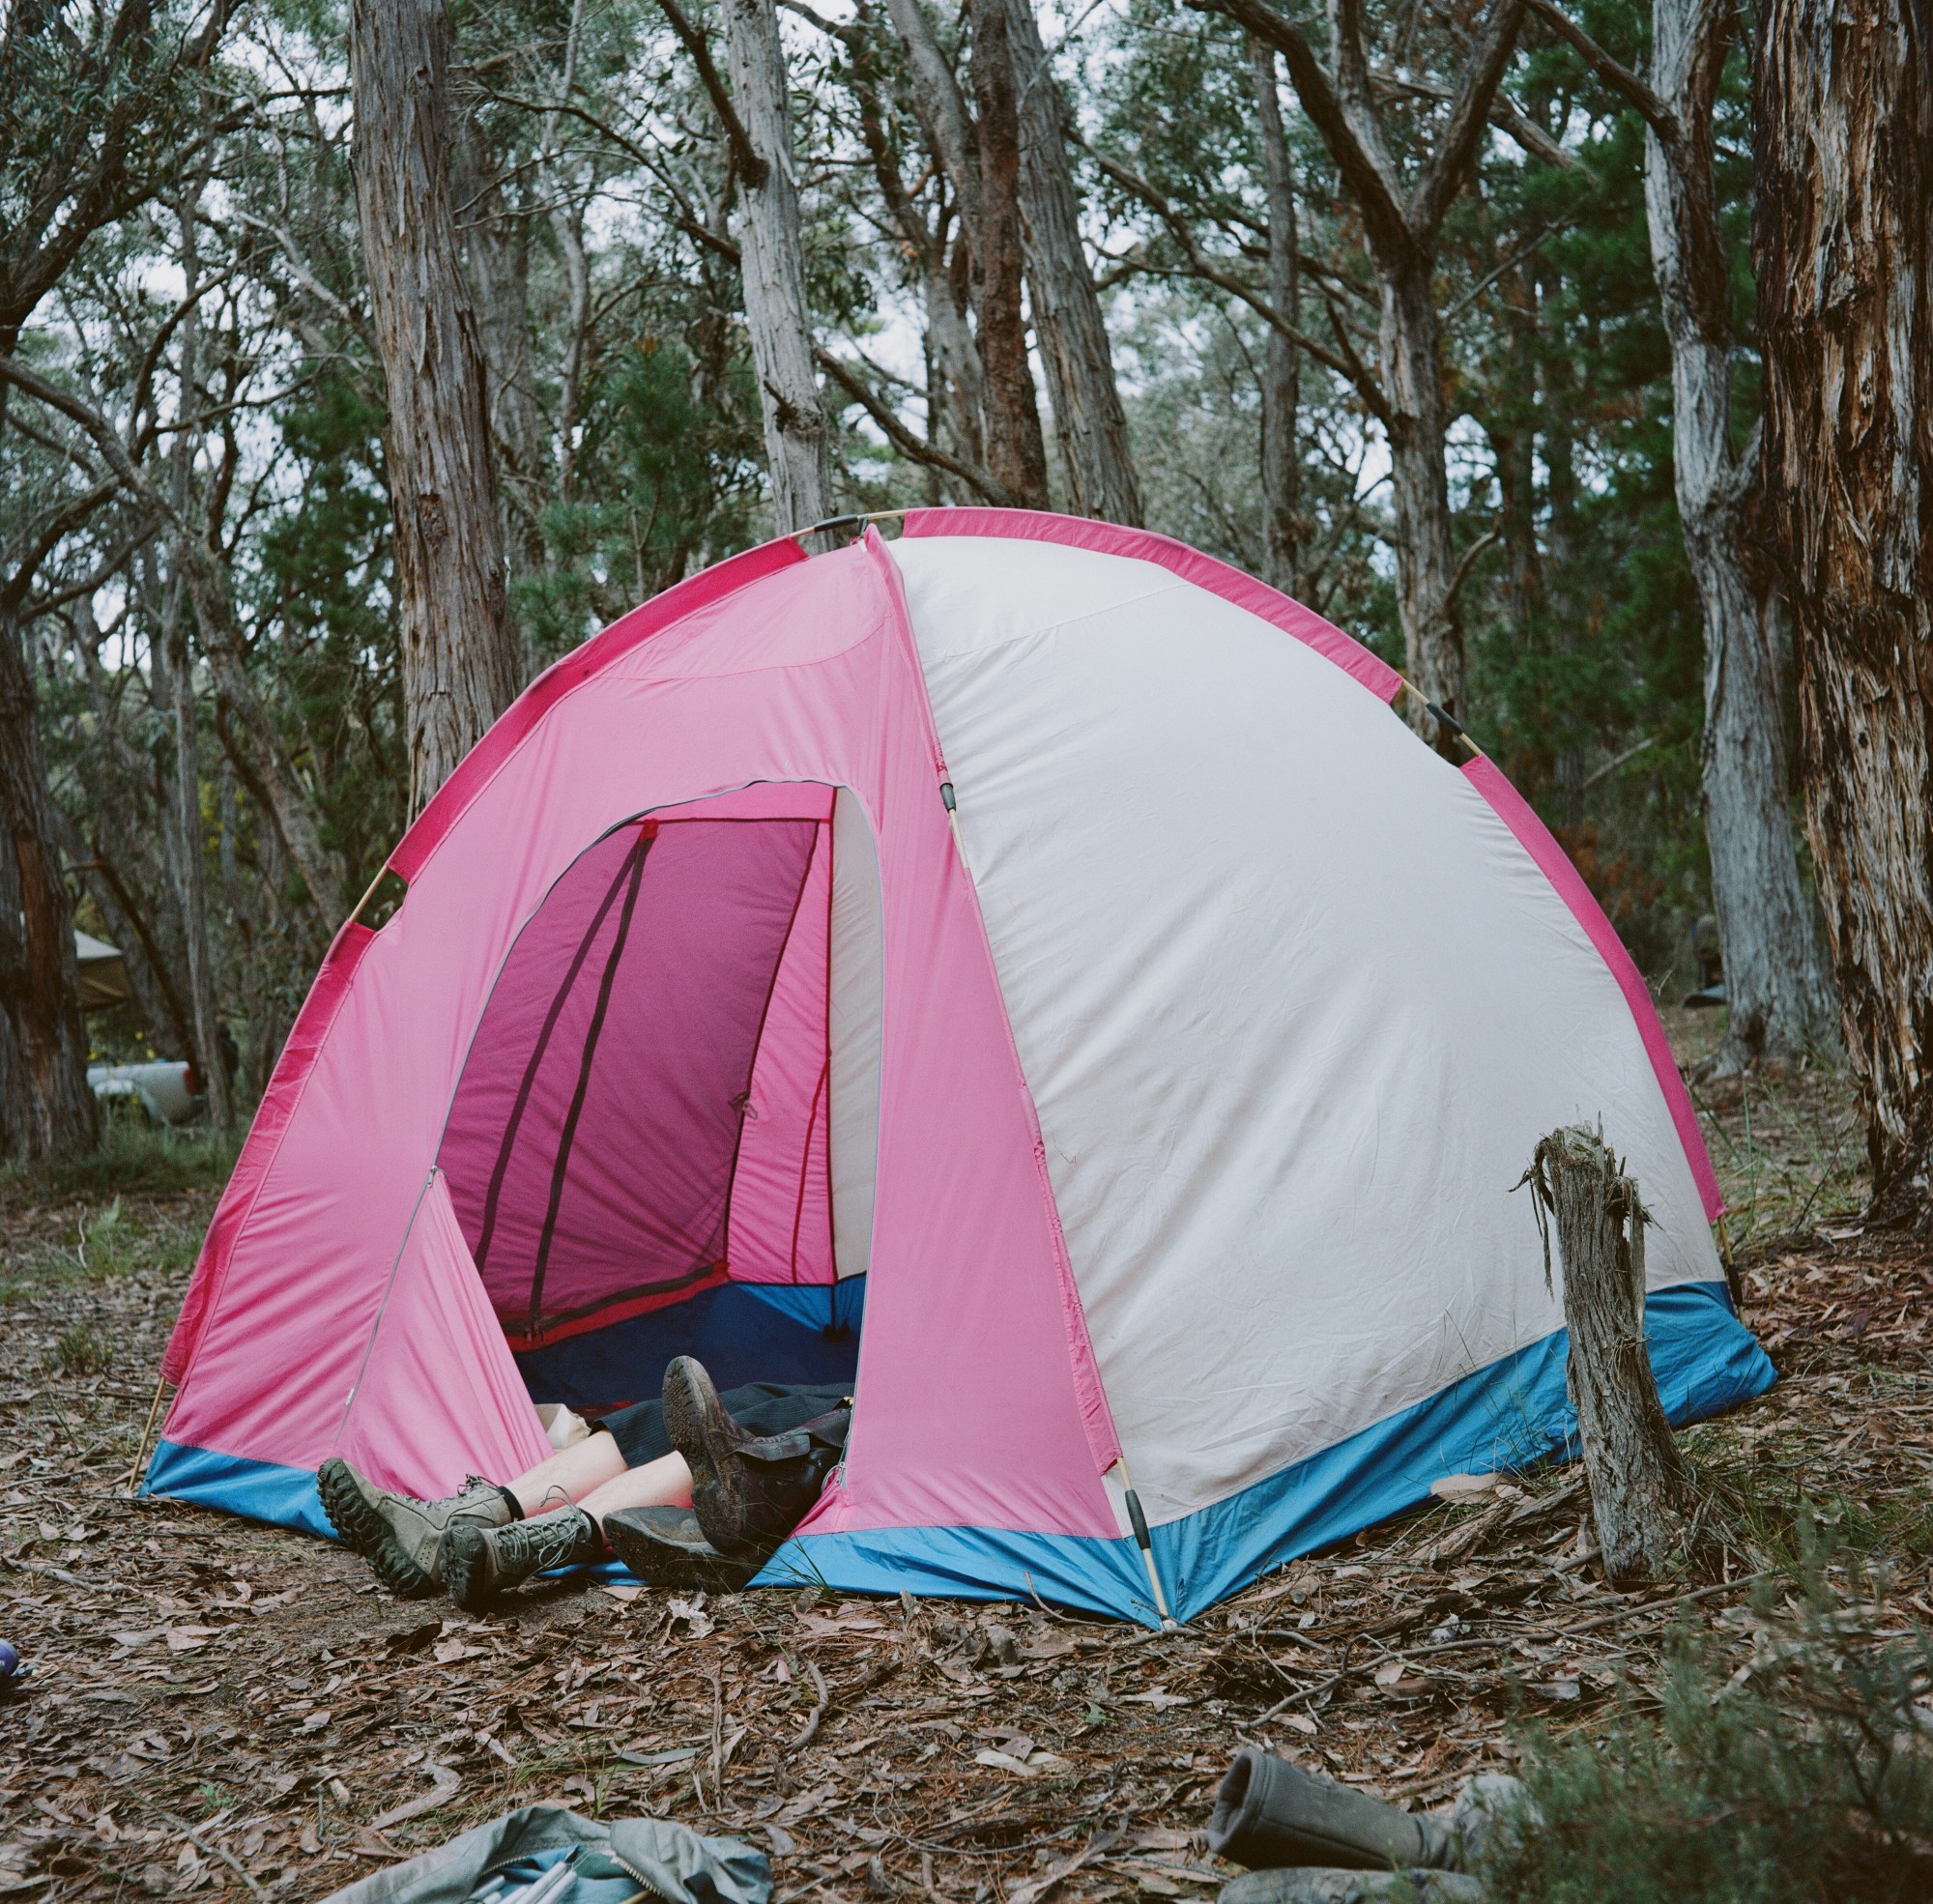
[443,1506,601,1610]
[317,1458,513,1599]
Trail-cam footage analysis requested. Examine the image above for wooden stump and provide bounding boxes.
[1522,1125,1690,1583]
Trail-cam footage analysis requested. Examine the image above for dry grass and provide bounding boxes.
[0,1021,1926,1903]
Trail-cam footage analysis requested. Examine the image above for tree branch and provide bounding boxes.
[1191,0,1411,264]
[814,347,1015,504]
[1089,146,1391,421]
[1406,0,1529,240]
[654,0,770,188]
[1522,0,1677,140]
[0,354,346,929]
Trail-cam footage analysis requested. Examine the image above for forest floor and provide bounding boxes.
[1,1012,1929,1904]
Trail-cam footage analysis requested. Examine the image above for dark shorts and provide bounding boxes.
[594,1381,852,1469]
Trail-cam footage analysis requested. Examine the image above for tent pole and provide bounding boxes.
[125,1371,171,1497]
[1113,1457,1179,1630]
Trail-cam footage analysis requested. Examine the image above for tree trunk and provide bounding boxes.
[719,0,833,534]
[1527,1125,1689,1584]
[1643,0,1835,1074]
[1381,256,1466,724]
[349,0,521,814]
[172,537,347,937]
[0,603,98,1160]
[1536,300,1596,826]
[925,243,989,479]
[1753,0,1933,1224]
[159,190,235,1130]
[967,0,1051,510]
[1251,41,1301,594]
[1001,0,1142,524]
[882,0,981,232]
[461,146,549,591]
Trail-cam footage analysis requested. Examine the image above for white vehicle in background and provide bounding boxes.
[87,1058,203,1126]
[74,929,206,1125]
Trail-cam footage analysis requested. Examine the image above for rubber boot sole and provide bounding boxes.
[661,1358,755,1559]
[442,1521,495,1612]
[605,1507,759,1593]
[317,1458,437,1600]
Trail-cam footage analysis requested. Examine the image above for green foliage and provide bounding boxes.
[2,1119,238,1202]
[1488,1573,1933,1904]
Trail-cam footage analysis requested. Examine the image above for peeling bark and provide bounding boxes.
[349,0,521,813]
[1753,0,1933,1222]
[968,0,1051,509]
[1252,41,1301,594]
[720,0,833,533]
[1636,0,1835,1071]
[1000,0,1141,524]
[1525,1126,1690,1585]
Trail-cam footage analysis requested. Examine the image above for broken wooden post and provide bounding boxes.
[1521,1124,1690,1583]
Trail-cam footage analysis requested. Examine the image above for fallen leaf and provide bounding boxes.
[1429,1473,1498,1501]
[974,1748,1038,1775]
[1372,1660,1406,1687]
[1121,1689,1191,1709]
[797,1612,884,1636]
[369,1764,461,1830]
[601,1583,644,1602]
[1020,1632,1078,1660]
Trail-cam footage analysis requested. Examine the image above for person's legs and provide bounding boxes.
[503,1432,632,1517]
[574,1452,692,1528]
[443,1449,693,1612]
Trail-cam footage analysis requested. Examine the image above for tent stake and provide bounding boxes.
[125,1370,171,1497]
[1114,1457,1179,1630]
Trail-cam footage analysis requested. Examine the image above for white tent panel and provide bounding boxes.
[891,534,1720,1527]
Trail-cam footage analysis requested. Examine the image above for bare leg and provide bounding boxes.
[505,1433,628,1516]
[577,1454,693,1532]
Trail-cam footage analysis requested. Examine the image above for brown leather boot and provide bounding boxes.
[661,1358,849,1561]
[604,1505,761,1591]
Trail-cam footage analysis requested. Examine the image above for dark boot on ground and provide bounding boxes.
[1208,1749,1458,1872]
[661,1357,849,1561]
[442,1506,600,1610]
[317,1459,513,1599]
[604,1505,761,1592]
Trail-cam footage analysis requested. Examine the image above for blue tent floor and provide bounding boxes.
[146,1282,1770,1624]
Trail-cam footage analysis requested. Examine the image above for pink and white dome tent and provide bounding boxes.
[145,508,1772,1624]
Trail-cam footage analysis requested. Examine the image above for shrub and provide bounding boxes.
[1486,1570,1933,1904]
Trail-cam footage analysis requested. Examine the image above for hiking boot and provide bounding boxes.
[442,1506,600,1610]
[604,1505,761,1592]
[317,1458,513,1599]
[662,1357,848,1561]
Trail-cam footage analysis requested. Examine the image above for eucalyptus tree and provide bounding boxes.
[1754,0,1933,1221]
[1531,0,1834,1073]
[1203,0,1526,735]
[349,0,522,814]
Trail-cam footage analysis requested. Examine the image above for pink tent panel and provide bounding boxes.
[159,537,1119,1538]
[728,818,837,1284]
[437,808,823,1343]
